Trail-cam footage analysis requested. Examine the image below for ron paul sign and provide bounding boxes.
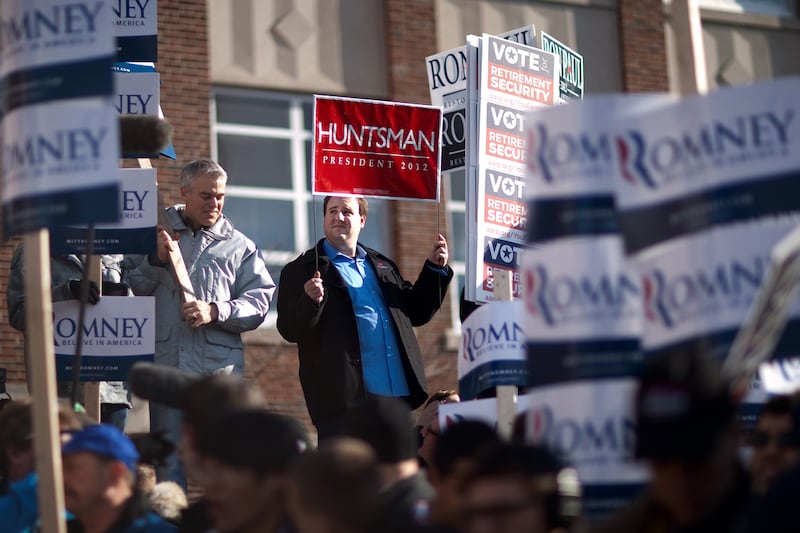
[313,95,442,201]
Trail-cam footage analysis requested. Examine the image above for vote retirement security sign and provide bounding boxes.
[425,24,536,173]
[0,0,120,238]
[54,296,155,381]
[313,95,443,202]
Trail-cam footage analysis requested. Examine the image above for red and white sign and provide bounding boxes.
[313,95,442,201]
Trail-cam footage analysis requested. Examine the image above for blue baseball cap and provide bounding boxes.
[62,424,140,471]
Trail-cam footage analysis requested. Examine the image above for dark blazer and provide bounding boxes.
[277,240,453,426]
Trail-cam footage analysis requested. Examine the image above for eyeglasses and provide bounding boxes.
[752,430,795,450]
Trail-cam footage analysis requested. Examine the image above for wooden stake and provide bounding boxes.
[25,229,67,533]
[140,158,196,303]
[494,269,516,440]
[84,255,103,422]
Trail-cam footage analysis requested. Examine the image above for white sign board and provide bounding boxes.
[0,0,119,238]
[50,168,158,255]
[458,300,527,399]
[426,25,536,172]
[54,296,155,381]
[113,0,158,61]
[466,34,559,303]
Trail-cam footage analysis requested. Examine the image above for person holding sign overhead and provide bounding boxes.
[277,195,452,439]
[123,159,275,488]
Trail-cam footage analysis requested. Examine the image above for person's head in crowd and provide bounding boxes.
[634,349,739,527]
[749,395,800,495]
[417,389,460,468]
[179,373,264,478]
[342,396,420,485]
[194,409,310,533]
[0,400,82,491]
[343,397,434,533]
[180,159,228,231]
[61,424,141,529]
[288,437,381,533]
[428,420,500,530]
[458,443,581,533]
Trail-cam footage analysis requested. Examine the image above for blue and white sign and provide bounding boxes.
[458,300,527,400]
[760,356,800,394]
[614,78,800,254]
[439,381,648,520]
[613,77,800,360]
[521,237,643,386]
[524,95,671,242]
[50,168,158,255]
[2,100,120,237]
[520,380,646,520]
[0,1,114,98]
[54,296,155,381]
[114,66,159,116]
[0,0,119,238]
[113,0,157,62]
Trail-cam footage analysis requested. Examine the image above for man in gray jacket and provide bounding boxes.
[124,159,275,487]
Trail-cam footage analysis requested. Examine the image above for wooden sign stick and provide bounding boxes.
[83,255,103,422]
[494,269,517,440]
[25,229,67,533]
[138,158,196,303]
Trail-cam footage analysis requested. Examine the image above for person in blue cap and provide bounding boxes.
[62,424,175,533]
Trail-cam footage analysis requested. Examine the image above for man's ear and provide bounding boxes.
[107,460,134,489]
[360,214,366,228]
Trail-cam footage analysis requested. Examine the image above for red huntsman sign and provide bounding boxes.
[313,95,442,201]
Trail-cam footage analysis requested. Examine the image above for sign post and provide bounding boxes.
[24,230,66,533]
[1,2,119,528]
[494,269,516,439]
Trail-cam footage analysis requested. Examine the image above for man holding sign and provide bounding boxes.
[277,195,452,438]
[123,160,275,486]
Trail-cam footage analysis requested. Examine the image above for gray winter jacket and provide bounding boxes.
[122,205,275,375]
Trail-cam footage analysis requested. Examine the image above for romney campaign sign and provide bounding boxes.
[458,300,527,399]
[54,296,155,381]
[313,95,442,202]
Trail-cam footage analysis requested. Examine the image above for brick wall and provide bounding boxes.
[384,0,459,398]
[618,0,670,92]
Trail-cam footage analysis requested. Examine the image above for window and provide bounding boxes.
[445,169,467,333]
[211,88,392,326]
[691,0,797,17]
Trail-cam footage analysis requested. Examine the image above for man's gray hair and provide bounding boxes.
[180,159,228,190]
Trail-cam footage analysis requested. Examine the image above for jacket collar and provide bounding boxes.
[168,204,234,240]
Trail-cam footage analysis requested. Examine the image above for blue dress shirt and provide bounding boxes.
[323,240,410,396]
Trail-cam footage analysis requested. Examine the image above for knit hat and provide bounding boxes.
[62,424,140,471]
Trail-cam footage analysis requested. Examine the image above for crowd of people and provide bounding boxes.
[4,354,800,533]
[3,159,800,532]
